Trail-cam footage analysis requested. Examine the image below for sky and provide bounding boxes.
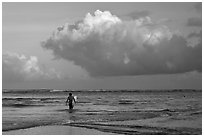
[2,2,202,90]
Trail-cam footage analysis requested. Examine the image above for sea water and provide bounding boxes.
[2,89,202,134]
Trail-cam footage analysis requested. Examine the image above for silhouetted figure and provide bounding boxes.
[66,93,76,110]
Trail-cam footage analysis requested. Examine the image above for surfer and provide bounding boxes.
[66,93,76,110]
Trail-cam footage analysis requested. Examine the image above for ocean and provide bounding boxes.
[2,89,202,135]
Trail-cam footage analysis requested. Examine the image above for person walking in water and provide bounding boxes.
[66,93,76,110]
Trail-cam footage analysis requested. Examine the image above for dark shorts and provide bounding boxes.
[69,103,73,109]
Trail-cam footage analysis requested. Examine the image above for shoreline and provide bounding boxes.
[2,125,116,135]
[3,116,201,135]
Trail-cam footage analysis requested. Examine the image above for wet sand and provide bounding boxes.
[2,125,116,135]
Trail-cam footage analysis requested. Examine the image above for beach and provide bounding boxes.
[3,125,116,135]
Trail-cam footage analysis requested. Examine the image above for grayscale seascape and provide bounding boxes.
[2,2,202,135]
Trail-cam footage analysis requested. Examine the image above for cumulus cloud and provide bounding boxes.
[187,31,202,47]
[3,52,62,83]
[42,10,202,76]
[187,17,202,27]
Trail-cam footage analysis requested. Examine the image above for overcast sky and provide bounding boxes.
[2,2,202,89]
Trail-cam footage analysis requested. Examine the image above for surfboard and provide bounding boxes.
[74,96,77,102]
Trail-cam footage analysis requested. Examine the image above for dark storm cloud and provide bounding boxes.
[187,17,202,27]
[194,3,202,13]
[42,10,202,77]
[125,10,150,19]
